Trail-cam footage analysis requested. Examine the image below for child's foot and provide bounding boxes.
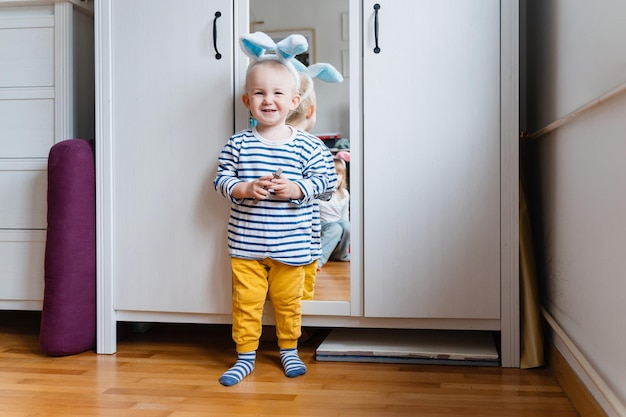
[219,351,256,386]
[280,348,306,378]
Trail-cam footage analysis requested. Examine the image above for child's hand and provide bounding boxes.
[271,177,304,200]
[232,175,274,200]
[250,175,275,200]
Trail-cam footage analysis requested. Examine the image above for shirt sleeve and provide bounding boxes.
[292,139,337,204]
[214,136,245,204]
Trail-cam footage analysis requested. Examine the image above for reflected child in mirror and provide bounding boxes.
[318,154,351,270]
[286,73,330,300]
[286,59,344,298]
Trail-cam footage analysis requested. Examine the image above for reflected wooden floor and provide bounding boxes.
[0,311,580,417]
[313,261,350,301]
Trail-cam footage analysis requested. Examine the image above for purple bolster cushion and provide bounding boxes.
[39,139,96,356]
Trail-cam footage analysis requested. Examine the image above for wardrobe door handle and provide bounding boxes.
[373,3,381,54]
[213,11,222,60]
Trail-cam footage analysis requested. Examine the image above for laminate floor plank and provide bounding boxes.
[0,311,578,417]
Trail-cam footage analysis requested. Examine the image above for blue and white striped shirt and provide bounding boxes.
[214,127,337,266]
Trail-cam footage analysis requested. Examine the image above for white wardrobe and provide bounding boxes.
[96,0,519,366]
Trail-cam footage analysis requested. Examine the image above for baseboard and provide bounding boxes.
[547,344,608,417]
[543,308,624,417]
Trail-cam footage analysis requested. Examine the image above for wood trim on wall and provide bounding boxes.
[543,308,624,417]
[547,344,609,417]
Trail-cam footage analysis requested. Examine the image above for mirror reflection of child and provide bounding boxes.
[287,60,343,300]
[318,155,350,270]
[286,73,331,300]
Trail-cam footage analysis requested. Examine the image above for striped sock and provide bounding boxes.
[219,351,256,386]
[280,348,306,378]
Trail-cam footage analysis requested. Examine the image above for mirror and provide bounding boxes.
[249,0,352,305]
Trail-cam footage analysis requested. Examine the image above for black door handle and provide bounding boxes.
[374,3,381,54]
[213,11,222,60]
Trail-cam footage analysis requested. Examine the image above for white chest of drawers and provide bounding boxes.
[0,0,93,310]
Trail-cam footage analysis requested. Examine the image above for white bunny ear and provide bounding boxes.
[275,34,308,60]
[239,31,277,59]
[305,63,343,83]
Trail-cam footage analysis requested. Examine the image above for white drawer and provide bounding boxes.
[0,160,47,229]
[0,97,55,157]
[0,6,55,88]
[0,230,46,309]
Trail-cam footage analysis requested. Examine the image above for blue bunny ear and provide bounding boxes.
[290,59,343,84]
[305,63,343,83]
[290,58,307,73]
[275,34,308,60]
[240,31,277,59]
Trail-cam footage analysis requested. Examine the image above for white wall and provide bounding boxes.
[524,0,626,414]
[249,0,350,138]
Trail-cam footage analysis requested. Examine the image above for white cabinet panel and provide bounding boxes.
[0,161,47,229]
[362,0,501,319]
[108,0,234,314]
[0,17,54,88]
[0,98,55,157]
[0,230,46,308]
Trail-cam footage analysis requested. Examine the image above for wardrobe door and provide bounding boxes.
[109,0,233,314]
[362,0,501,319]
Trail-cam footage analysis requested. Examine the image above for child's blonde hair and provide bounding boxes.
[286,73,316,126]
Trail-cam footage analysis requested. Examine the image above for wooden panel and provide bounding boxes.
[547,344,610,417]
[362,0,501,319]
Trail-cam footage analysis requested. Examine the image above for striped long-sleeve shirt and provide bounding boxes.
[214,127,337,266]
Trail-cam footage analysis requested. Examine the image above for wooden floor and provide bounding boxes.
[313,261,350,301]
[0,311,580,417]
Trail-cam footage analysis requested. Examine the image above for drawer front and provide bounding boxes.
[0,6,55,88]
[0,98,54,158]
[0,162,47,229]
[0,27,54,88]
[0,230,46,305]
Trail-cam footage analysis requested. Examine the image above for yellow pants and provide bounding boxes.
[302,259,318,300]
[230,258,305,352]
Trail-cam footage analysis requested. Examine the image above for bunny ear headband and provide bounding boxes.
[240,31,308,90]
[290,59,343,84]
[290,53,343,101]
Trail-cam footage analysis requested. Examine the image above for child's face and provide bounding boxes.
[243,62,300,129]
